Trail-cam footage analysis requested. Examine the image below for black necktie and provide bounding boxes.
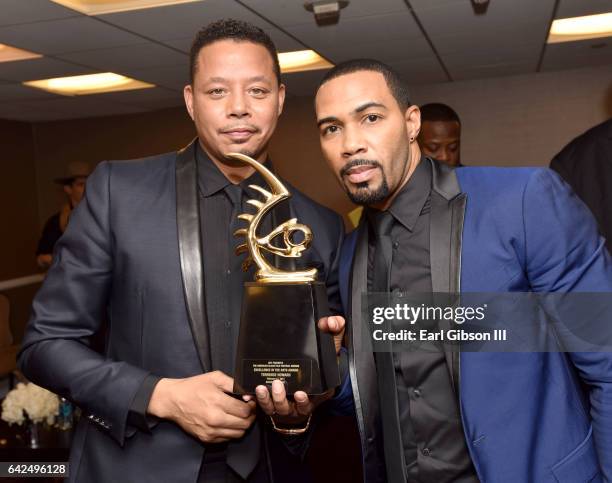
[225,182,243,208]
[370,210,394,293]
[369,211,407,483]
[224,182,262,480]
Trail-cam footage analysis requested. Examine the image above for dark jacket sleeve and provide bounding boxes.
[18,162,154,446]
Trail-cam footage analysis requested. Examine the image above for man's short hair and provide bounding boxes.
[420,103,461,125]
[189,18,281,85]
[317,59,411,111]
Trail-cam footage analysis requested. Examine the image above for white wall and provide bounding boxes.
[410,64,612,167]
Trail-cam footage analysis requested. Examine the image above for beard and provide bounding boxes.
[340,159,390,205]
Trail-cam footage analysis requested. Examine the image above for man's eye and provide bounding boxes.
[365,114,380,123]
[208,88,225,96]
[250,88,267,96]
[324,125,339,135]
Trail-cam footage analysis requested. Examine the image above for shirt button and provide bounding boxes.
[413,388,422,398]
[225,320,232,328]
[226,269,231,275]
[392,241,399,249]
[422,447,431,457]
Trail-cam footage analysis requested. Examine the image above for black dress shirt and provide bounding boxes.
[367,158,477,483]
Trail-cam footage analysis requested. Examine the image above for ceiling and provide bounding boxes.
[0,0,609,122]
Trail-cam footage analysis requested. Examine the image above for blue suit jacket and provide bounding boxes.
[337,164,612,483]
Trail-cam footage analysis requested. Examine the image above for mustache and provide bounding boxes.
[339,159,383,178]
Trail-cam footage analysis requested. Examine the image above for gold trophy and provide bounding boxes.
[229,153,340,395]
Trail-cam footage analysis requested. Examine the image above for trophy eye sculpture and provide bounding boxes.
[228,152,318,284]
[228,152,340,397]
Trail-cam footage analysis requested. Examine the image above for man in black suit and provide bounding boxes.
[18,19,345,483]
[550,118,612,253]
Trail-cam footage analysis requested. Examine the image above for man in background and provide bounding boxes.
[551,118,612,253]
[417,102,462,166]
[35,161,90,269]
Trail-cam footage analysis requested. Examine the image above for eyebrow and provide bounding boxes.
[207,76,270,83]
[354,101,386,113]
[317,101,387,127]
[317,116,339,127]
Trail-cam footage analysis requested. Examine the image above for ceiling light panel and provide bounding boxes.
[23,72,155,96]
[49,0,202,15]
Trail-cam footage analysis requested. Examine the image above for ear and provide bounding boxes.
[405,105,421,141]
[277,83,286,117]
[183,84,195,121]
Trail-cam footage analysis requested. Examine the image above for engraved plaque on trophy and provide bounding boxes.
[229,153,340,396]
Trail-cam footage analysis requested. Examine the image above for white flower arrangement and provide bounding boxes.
[1,383,59,426]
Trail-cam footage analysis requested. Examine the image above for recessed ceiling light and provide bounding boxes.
[0,44,42,63]
[49,0,202,15]
[548,12,612,44]
[23,73,155,96]
[278,50,333,74]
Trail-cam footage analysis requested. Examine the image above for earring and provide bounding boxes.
[409,136,414,142]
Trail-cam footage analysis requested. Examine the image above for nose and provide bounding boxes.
[228,91,250,119]
[342,125,367,158]
[437,150,449,163]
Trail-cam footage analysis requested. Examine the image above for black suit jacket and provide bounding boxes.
[550,118,612,253]
[18,140,344,483]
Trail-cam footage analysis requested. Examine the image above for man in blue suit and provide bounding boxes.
[314,59,612,483]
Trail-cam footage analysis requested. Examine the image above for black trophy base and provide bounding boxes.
[233,282,340,396]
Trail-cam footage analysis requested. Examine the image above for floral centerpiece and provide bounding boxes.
[1,382,59,426]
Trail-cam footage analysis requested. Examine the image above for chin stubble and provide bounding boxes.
[340,159,390,206]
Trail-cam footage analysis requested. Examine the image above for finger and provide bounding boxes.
[271,380,291,416]
[255,385,275,416]
[319,316,346,335]
[333,316,346,333]
[213,411,256,431]
[210,371,235,393]
[222,395,256,419]
[293,391,313,417]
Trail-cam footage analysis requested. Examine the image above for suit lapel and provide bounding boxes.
[176,140,211,373]
[429,158,466,396]
[348,221,385,474]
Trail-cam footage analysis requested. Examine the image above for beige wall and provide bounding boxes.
[0,119,39,280]
[33,107,196,227]
[411,64,612,167]
[0,120,40,342]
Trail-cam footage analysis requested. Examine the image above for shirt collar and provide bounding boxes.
[387,156,432,231]
[196,142,270,198]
